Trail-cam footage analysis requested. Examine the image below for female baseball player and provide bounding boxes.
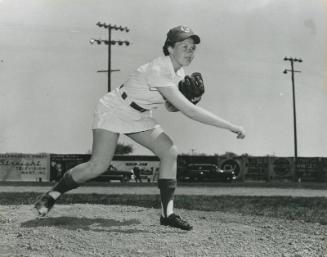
[35,25,245,231]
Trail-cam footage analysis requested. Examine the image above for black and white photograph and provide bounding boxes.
[0,0,326,256]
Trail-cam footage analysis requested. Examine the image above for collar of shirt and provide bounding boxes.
[165,56,185,78]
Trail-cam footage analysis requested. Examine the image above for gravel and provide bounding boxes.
[0,204,326,257]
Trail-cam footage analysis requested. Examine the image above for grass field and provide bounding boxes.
[1,180,327,188]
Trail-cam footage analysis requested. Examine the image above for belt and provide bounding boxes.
[121,91,147,113]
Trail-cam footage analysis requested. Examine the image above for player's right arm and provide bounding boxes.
[157,86,245,138]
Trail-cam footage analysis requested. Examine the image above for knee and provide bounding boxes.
[87,160,109,175]
[159,145,179,162]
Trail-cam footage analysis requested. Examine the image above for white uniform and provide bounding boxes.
[92,56,185,133]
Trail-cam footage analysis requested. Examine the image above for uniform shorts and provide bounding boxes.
[92,88,158,134]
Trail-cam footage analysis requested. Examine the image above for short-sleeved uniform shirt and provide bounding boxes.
[92,56,185,134]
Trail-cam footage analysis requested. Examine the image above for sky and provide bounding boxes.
[0,0,326,157]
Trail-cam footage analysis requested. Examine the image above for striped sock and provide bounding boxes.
[50,171,80,197]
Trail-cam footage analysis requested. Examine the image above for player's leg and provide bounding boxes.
[69,129,119,183]
[34,129,119,216]
[126,126,192,230]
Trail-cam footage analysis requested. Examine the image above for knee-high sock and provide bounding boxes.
[49,171,80,199]
[158,179,176,218]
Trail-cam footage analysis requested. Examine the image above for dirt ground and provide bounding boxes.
[0,204,326,257]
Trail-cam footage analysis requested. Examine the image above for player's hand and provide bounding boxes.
[230,125,246,139]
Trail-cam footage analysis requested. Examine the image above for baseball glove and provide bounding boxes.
[178,72,205,105]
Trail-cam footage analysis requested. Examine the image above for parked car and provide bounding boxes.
[139,168,154,183]
[179,163,236,182]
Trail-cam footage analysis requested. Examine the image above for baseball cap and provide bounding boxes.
[166,25,200,44]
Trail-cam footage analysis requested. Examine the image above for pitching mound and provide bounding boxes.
[0,204,326,257]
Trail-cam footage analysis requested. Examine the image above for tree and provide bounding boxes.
[114,143,133,155]
[222,152,238,159]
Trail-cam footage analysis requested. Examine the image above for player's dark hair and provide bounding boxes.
[162,40,176,56]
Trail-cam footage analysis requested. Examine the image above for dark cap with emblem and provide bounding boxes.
[166,25,200,44]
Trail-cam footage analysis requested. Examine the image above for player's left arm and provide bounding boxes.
[165,100,179,112]
[157,86,245,138]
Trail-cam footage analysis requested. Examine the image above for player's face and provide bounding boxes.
[169,38,196,70]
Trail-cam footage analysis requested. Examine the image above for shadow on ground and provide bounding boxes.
[21,216,144,233]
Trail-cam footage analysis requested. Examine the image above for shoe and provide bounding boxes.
[160,213,193,231]
[34,192,56,217]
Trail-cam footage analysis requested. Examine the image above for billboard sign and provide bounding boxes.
[0,153,49,181]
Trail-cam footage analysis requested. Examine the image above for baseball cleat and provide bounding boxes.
[34,192,56,217]
[160,213,193,231]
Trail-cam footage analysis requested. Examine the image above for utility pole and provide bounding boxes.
[283,57,303,162]
[90,22,130,92]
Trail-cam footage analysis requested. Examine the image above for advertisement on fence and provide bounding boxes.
[244,157,270,181]
[271,157,294,180]
[296,157,324,182]
[0,153,49,182]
